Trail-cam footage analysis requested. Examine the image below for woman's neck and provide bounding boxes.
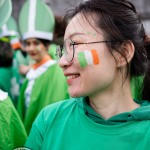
[88,81,140,119]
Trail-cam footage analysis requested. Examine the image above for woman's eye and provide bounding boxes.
[25,43,30,47]
[36,42,40,46]
[70,42,78,47]
[34,41,41,46]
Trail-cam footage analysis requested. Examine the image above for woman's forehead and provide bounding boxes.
[64,13,103,40]
[26,38,40,43]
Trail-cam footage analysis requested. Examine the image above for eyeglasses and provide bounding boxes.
[56,39,111,62]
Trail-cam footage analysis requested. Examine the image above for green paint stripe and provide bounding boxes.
[78,52,87,67]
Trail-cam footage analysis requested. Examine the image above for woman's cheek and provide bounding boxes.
[36,45,42,51]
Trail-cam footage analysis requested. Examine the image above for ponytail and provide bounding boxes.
[142,35,150,100]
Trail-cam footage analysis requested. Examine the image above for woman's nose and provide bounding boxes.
[58,55,72,68]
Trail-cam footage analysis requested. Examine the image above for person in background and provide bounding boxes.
[0,0,27,149]
[17,0,69,135]
[0,16,34,106]
[26,0,150,149]
[0,39,13,99]
[18,41,34,79]
[0,90,27,149]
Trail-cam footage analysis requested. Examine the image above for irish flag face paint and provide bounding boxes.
[78,49,100,67]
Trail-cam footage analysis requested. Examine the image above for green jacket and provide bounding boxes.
[17,62,69,134]
[0,90,27,150]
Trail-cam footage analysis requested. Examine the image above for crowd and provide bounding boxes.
[0,0,69,149]
[0,0,150,149]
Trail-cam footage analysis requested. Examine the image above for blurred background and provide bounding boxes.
[12,0,150,35]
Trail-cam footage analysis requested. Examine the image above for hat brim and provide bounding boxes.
[0,0,12,28]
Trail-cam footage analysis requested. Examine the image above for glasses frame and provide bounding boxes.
[56,39,111,62]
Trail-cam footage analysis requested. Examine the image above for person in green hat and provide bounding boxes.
[0,15,34,106]
[0,0,27,149]
[17,0,70,135]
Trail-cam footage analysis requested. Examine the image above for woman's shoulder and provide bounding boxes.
[35,97,82,123]
[43,98,77,113]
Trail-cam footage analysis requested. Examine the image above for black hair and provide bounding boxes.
[53,15,67,47]
[37,38,51,48]
[0,41,13,67]
[64,0,150,101]
[24,38,51,50]
[141,36,150,100]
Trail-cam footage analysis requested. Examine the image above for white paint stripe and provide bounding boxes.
[84,50,93,65]
[28,0,36,31]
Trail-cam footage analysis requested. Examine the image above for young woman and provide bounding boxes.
[25,0,150,149]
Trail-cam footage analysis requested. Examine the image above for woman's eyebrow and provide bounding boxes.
[66,32,86,40]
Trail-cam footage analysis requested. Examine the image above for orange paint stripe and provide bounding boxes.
[91,49,99,65]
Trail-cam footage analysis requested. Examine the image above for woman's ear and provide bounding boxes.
[115,41,135,68]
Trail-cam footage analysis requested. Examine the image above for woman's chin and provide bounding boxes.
[30,56,36,60]
[69,89,83,98]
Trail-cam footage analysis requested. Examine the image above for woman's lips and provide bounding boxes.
[66,74,80,84]
[30,53,36,56]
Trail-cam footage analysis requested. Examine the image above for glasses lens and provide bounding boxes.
[64,39,74,61]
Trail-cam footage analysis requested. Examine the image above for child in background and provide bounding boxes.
[17,0,69,135]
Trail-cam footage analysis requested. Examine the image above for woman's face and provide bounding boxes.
[25,38,47,62]
[59,13,119,98]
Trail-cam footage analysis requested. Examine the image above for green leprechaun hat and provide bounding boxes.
[19,0,55,41]
[0,16,21,49]
[0,0,12,28]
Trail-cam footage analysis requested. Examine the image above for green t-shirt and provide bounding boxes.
[26,97,150,150]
